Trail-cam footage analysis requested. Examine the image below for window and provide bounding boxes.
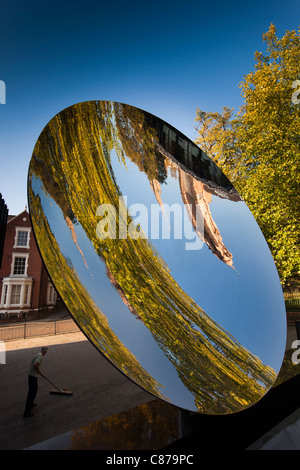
[47,283,57,305]
[13,257,26,275]
[24,285,29,305]
[17,231,28,247]
[0,278,33,308]
[11,253,29,277]
[10,285,21,305]
[14,228,31,248]
[2,285,8,305]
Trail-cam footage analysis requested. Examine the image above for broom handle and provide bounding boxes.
[43,375,61,392]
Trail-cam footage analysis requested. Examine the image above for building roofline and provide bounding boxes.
[7,209,29,224]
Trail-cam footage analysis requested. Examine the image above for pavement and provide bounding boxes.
[0,321,299,451]
[0,331,154,450]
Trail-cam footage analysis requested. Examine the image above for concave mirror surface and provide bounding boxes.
[28,101,286,414]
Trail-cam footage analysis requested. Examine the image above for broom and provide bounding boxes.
[43,375,73,396]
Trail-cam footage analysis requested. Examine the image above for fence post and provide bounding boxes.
[24,322,26,339]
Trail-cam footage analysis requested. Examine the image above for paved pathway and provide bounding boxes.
[0,322,298,450]
[0,332,153,450]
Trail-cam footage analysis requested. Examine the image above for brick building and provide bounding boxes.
[0,208,57,318]
[0,194,8,269]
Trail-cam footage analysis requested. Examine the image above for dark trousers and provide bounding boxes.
[24,375,38,416]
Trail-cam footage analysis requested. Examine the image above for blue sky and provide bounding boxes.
[0,0,299,215]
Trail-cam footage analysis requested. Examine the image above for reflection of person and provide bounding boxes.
[23,346,48,418]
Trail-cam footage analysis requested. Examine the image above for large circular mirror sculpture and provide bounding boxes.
[28,101,286,414]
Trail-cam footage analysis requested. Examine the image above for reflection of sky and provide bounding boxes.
[30,131,287,408]
[109,150,286,372]
[30,174,196,409]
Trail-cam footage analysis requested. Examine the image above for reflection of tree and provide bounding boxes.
[28,188,166,400]
[69,399,178,450]
[114,103,167,184]
[29,101,277,414]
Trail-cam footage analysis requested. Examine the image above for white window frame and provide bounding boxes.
[13,227,31,249]
[47,282,57,305]
[11,253,29,277]
[10,285,22,305]
[0,277,33,308]
[2,285,8,305]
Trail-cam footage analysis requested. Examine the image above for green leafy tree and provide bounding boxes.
[195,24,300,288]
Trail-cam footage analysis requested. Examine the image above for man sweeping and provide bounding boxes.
[23,346,48,418]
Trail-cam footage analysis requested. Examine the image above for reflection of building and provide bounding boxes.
[178,169,235,268]
[152,148,240,268]
[0,209,58,318]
